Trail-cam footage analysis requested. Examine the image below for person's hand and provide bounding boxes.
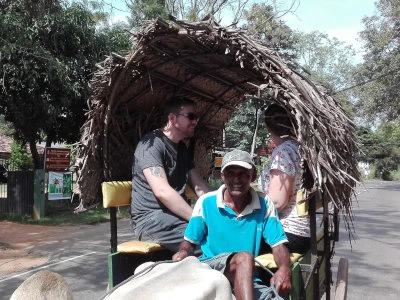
[270,265,291,295]
[172,249,189,261]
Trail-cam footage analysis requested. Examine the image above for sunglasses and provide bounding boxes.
[176,113,199,121]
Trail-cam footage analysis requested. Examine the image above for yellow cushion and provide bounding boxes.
[296,189,309,217]
[255,252,303,269]
[296,189,324,217]
[102,181,132,208]
[117,240,164,254]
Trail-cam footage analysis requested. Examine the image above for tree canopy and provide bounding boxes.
[355,0,400,124]
[346,0,400,178]
[0,0,130,168]
[357,124,400,180]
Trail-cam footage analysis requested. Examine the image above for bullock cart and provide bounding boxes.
[74,16,358,300]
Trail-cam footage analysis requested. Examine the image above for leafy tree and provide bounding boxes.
[10,140,34,171]
[0,115,14,136]
[243,3,298,61]
[224,98,271,153]
[356,123,400,180]
[126,0,168,27]
[0,0,130,168]
[350,0,400,176]
[291,31,358,118]
[355,0,400,124]
[293,31,356,90]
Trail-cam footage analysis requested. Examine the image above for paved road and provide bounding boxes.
[328,180,400,300]
[1,181,399,299]
[0,219,134,299]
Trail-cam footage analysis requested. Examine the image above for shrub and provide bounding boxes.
[10,141,34,170]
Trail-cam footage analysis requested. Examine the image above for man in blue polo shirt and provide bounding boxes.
[173,149,291,300]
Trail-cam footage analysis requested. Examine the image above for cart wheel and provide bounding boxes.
[334,258,349,300]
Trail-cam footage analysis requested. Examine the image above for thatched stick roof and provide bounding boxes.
[73,17,360,230]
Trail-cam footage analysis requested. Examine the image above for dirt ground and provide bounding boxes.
[0,221,74,276]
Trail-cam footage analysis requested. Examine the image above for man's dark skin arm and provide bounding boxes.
[271,244,292,295]
[172,240,195,261]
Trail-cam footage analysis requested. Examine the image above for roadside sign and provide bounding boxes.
[44,147,71,171]
[214,157,223,168]
[48,171,72,200]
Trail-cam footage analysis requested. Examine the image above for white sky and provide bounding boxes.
[282,0,377,55]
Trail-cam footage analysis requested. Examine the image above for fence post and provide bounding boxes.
[33,169,45,220]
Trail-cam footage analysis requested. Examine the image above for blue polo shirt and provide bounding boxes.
[184,185,288,261]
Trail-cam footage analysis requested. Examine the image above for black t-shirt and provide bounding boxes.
[131,129,194,219]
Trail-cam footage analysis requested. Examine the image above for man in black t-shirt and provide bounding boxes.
[131,97,210,252]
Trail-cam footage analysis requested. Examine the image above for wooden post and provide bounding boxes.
[334,258,349,300]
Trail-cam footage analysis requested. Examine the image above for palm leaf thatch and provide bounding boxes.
[73,17,360,231]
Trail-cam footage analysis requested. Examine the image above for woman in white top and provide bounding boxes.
[258,104,310,254]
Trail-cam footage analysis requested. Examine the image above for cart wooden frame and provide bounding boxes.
[101,180,348,300]
[74,16,357,300]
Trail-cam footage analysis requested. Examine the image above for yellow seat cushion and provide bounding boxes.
[296,189,309,217]
[117,240,164,254]
[255,252,303,269]
[102,181,132,208]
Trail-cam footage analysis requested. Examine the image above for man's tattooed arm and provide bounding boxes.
[150,166,166,178]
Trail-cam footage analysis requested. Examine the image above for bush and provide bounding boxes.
[10,141,33,170]
[374,158,397,180]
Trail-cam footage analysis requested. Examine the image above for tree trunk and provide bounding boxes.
[28,139,42,170]
[250,108,262,157]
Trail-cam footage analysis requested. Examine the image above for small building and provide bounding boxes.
[0,134,45,170]
[0,135,13,159]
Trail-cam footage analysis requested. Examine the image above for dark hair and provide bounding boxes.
[264,103,295,137]
[162,97,195,125]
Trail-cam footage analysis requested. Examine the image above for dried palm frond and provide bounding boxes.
[73,17,359,232]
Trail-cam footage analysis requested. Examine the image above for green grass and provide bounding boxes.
[0,203,131,226]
